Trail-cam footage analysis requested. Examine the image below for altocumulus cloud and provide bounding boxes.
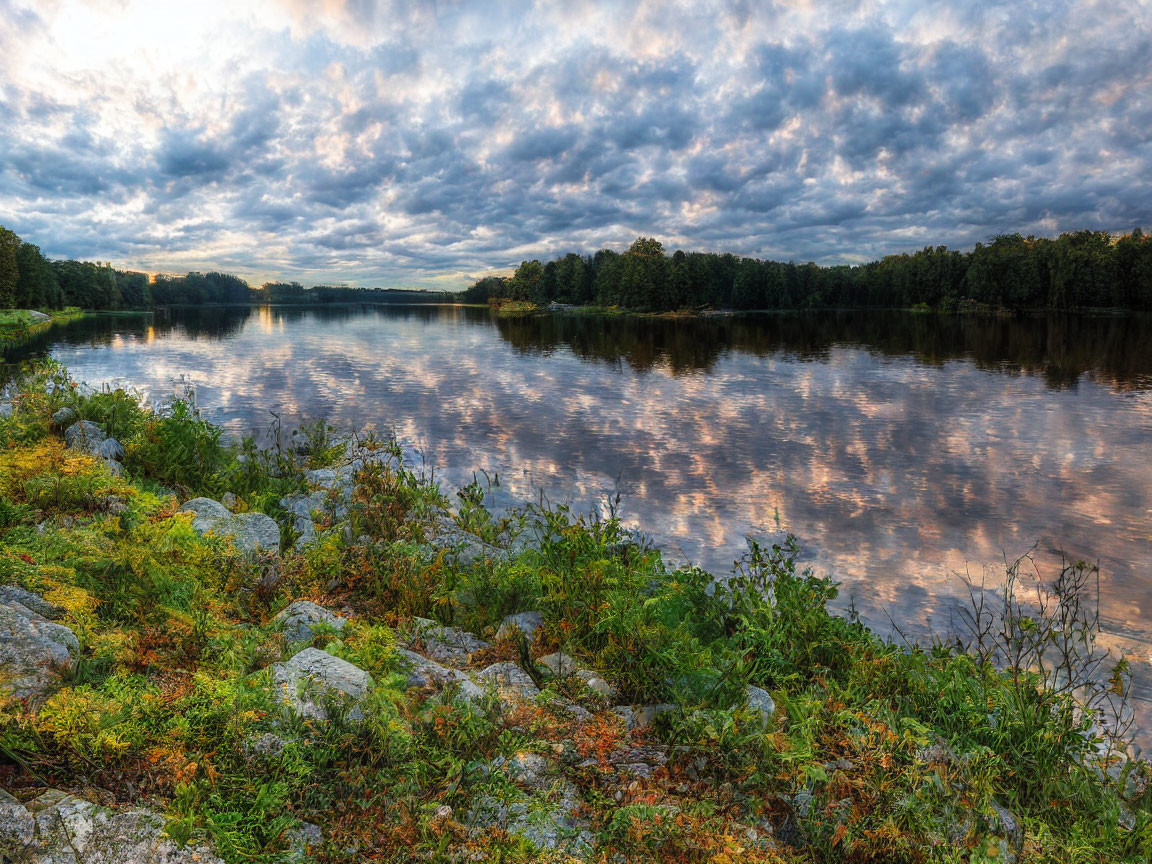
[0,0,1150,288]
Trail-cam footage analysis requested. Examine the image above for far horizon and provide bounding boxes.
[2,1,1150,290]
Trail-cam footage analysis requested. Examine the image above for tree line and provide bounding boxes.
[463,230,1152,312]
[0,225,449,310]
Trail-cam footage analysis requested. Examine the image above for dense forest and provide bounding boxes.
[463,230,1152,312]
[0,225,448,310]
[6,223,1152,314]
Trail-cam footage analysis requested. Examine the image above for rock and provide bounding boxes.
[429,520,508,566]
[177,497,232,533]
[477,661,540,702]
[242,732,288,760]
[0,788,34,856]
[614,703,677,733]
[281,484,351,550]
[537,652,616,698]
[24,310,50,323]
[0,403,12,419]
[0,602,79,702]
[95,438,125,461]
[496,611,544,643]
[0,586,64,620]
[269,647,373,723]
[284,822,323,862]
[396,648,484,702]
[63,420,105,454]
[273,601,346,643]
[407,617,489,665]
[537,652,581,677]
[229,512,281,555]
[989,801,1023,854]
[468,755,591,854]
[495,752,564,793]
[103,459,124,478]
[746,685,775,725]
[20,789,223,863]
[51,407,77,427]
[178,498,280,556]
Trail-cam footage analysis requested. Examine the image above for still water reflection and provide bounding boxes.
[6,304,1152,703]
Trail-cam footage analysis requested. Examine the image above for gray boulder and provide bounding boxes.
[0,403,12,419]
[178,499,280,556]
[177,497,232,533]
[468,754,591,854]
[477,661,540,702]
[24,310,51,323]
[0,587,64,620]
[0,602,79,702]
[538,652,617,699]
[495,611,544,644]
[0,789,34,857]
[614,703,678,733]
[273,601,346,643]
[63,420,105,454]
[51,407,77,428]
[407,617,489,665]
[396,648,484,702]
[0,788,222,863]
[95,438,125,461]
[269,647,373,723]
[230,512,281,555]
[103,459,124,478]
[746,685,776,725]
[284,822,323,863]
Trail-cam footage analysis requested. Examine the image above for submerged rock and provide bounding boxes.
[269,647,373,723]
[0,788,222,863]
[273,600,346,643]
[0,602,79,702]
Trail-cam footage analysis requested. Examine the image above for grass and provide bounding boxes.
[0,308,87,347]
[0,357,1148,862]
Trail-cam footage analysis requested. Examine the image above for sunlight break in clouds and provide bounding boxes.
[1,0,1150,288]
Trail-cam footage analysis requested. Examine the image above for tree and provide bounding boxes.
[0,226,19,307]
[15,241,60,308]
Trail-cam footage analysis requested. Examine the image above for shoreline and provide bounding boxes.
[0,358,1148,862]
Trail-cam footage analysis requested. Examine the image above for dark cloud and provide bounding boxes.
[0,0,1149,285]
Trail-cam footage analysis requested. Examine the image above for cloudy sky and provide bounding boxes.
[1,0,1150,289]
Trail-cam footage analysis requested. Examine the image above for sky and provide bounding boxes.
[1,0,1150,290]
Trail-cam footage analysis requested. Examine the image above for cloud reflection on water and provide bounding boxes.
[18,305,1152,716]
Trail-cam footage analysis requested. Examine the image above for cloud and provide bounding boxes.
[0,0,1149,286]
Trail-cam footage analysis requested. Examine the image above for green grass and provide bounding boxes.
[0,356,1148,863]
[0,308,87,346]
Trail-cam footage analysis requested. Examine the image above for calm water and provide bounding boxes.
[6,305,1152,718]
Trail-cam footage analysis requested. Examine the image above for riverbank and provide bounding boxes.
[0,358,1148,863]
[0,309,88,348]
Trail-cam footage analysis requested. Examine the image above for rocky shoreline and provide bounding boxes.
[0,362,1148,863]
